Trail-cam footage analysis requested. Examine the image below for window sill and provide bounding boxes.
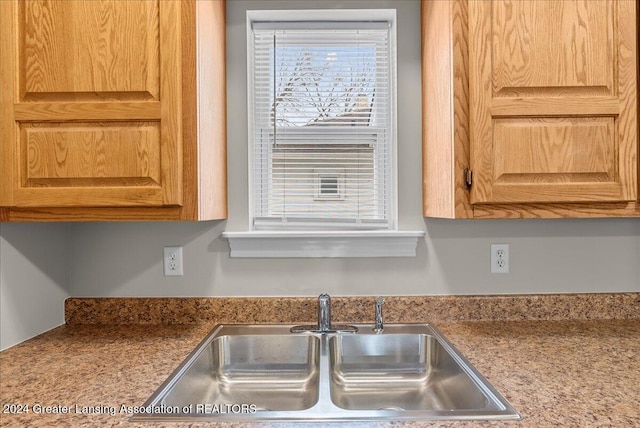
[221,231,425,258]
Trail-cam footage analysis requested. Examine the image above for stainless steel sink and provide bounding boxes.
[133,324,520,422]
[162,332,320,412]
[330,333,489,411]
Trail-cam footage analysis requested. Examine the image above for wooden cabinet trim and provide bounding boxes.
[14,102,162,122]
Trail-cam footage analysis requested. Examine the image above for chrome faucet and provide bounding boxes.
[290,293,358,334]
[373,296,385,334]
[317,293,332,332]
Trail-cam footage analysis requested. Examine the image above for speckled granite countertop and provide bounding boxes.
[2,318,639,427]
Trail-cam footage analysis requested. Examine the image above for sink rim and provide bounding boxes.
[132,323,521,422]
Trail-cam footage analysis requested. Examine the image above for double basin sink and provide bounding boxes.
[133,323,520,422]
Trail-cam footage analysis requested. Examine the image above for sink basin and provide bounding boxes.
[133,324,519,422]
[162,333,319,412]
[329,334,488,411]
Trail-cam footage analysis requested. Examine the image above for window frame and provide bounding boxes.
[246,9,398,232]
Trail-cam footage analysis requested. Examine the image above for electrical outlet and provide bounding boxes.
[163,246,184,276]
[490,244,509,274]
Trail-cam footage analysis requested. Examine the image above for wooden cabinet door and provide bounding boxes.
[0,0,182,207]
[469,0,637,204]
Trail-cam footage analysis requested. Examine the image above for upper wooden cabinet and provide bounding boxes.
[423,0,639,218]
[0,0,227,221]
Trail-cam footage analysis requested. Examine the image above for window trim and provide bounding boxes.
[222,231,425,258]
[246,9,398,232]
[225,9,425,258]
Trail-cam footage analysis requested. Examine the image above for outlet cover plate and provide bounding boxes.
[163,246,184,276]
[490,243,509,274]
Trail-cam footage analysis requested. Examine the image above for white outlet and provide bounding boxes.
[491,244,509,274]
[163,246,184,276]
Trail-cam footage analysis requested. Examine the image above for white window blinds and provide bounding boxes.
[248,12,396,230]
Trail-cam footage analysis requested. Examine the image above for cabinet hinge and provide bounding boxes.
[464,168,472,190]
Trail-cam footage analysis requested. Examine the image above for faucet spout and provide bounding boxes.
[318,293,332,332]
[373,296,385,334]
[290,293,357,334]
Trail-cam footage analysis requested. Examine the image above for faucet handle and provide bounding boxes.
[376,296,385,306]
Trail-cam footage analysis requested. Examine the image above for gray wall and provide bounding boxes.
[66,0,640,298]
[0,223,69,350]
[68,218,639,297]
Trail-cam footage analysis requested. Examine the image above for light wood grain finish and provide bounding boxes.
[489,117,623,202]
[0,206,184,222]
[20,0,159,101]
[0,0,17,207]
[194,0,228,220]
[422,0,472,218]
[14,102,161,121]
[422,0,638,218]
[158,0,182,206]
[469,0,638,205]
[2,0,182,208]
[490,97,620,117]
[175,0,227,220]
[493,118,614,181]
[0,0,227,221]
[491,1,613,97]
[21,122,160,187]
[473,202,640,219]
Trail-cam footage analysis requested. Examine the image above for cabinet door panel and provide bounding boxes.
[491,117,622,202]
[1,0,181,208]
[22,122,160,187]
[470,0,637,204]
[494,118,614,182]
[20,0,159,101]
[13,122,164,206]
[492,0,613,97]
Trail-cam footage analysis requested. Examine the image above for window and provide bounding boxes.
[247,10,397,231]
